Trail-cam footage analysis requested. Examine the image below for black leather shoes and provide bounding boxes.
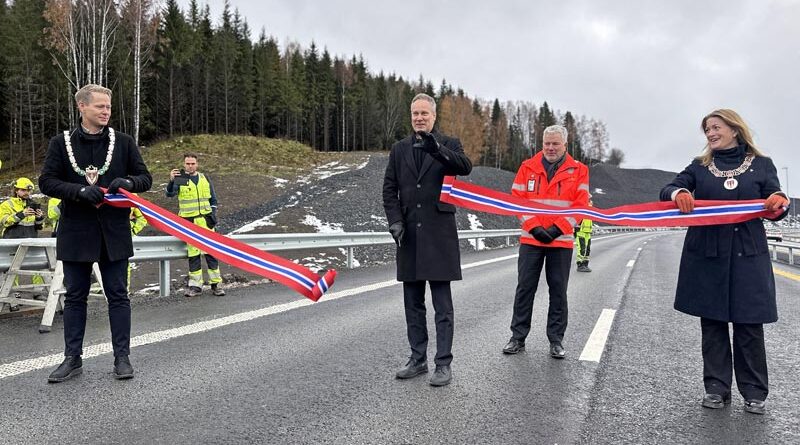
[113,356,134,380]
[395,358,427,379]
[701,393,732,409]
[48,356,83,383]
[502,338,526,354]
[744,399,766,415]
[550,342,566,359]
[430,365,452,387]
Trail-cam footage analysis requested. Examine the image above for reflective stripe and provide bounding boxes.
[520,230,574,242]
[520,215,534,222]
[511,183,526,191]
[532,198,572,207]
[188,270,203,288]
[565,217,577,226]
[207,268,222,284]
[578,183,590,191]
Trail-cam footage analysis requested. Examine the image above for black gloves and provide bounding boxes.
[545,225,563,240]
[205,212,218,229]
[15,211,25,220]
[78,185,105,205]
[530,225,563,244]
[530,226,553,244]
[389,222,405,246]
[107,177,134,194]
[413,131,439,154]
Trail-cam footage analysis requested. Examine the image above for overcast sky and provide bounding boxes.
[180,0,799,195]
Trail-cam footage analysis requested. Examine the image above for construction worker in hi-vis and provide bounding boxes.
[574,199,593,272]
[0,177,47,309]
[166,153,225,297]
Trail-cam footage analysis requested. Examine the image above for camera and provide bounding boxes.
[27,201,41,211]
[174,168,191,186]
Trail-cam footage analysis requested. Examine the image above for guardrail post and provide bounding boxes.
[159,260,170,297]
[790,247,795,265]
[772,246,777,261]
[347,247,354,269]
[506,236,510,247]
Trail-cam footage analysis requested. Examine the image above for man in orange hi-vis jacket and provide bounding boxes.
[502,124,590,359]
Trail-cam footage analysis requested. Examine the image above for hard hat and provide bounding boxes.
[13,177,34,191]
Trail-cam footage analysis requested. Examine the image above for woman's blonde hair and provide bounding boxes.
[696,109,767,166]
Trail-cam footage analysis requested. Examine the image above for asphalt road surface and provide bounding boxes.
[1,231,798,444]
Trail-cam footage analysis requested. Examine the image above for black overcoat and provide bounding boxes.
[660,145,787,323]
[39,127,152,262]
[383,132,472,282]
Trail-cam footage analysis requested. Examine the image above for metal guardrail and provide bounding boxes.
[0,226,678,298]
[768,241,799,266]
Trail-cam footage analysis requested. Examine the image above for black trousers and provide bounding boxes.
[701,318,769,400]
[403,280,453,366]
[62,252,131,357]
[188,254,219,272]
[510,244,572,343]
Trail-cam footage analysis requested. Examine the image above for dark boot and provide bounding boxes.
[550,342,566,359]
[395,358,428,379]
[429,365,452,387]
[114,355,134,380]
[211,283,226,296]
[184,286,202,297]
[48,356,83,383]
[502,338,526,354]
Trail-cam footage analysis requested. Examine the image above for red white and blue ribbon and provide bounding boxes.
[105,190,336,301]
[440,176,781,227]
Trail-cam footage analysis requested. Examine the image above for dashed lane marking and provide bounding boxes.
[579,309,617,362]
[626,260,635,267]
[0,254,520,380]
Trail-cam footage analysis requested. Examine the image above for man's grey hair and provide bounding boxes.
[411,93,436,113]
[543,124,568,143]
[75,84,112,105]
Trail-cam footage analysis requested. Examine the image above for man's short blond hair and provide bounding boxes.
[75,84,112,105]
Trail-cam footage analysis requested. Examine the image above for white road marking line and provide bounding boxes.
[626,260,635,267]
[579,309,617,362]
[1,253,518,380]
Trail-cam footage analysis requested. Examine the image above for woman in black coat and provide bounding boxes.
[660,109,789,415]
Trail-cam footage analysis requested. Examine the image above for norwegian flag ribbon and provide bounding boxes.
[440,176,781,227]
[105,190,336,301]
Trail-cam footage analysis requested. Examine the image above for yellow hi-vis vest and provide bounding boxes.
[578,219,593,234]
[177,173,213,218]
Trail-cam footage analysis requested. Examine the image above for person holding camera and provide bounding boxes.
[39,84,153,383]
[502,125,590,359]
[382,93,472,387]
[0,177,47,309]
[166,153,225,297]
[0,177,45,239]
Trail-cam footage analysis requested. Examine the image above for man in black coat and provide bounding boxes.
[382,93,472,387]
[39,84,152,383]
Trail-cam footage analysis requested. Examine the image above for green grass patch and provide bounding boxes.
[144,134,328,178]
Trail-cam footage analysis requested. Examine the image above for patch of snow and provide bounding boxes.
[593,188,605,194]
[231,211,280,234]
[371,215,388,225]
[336,189,347,194]
[274,178,288,188]
[467,214,485,250]
[302,215,344,233]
